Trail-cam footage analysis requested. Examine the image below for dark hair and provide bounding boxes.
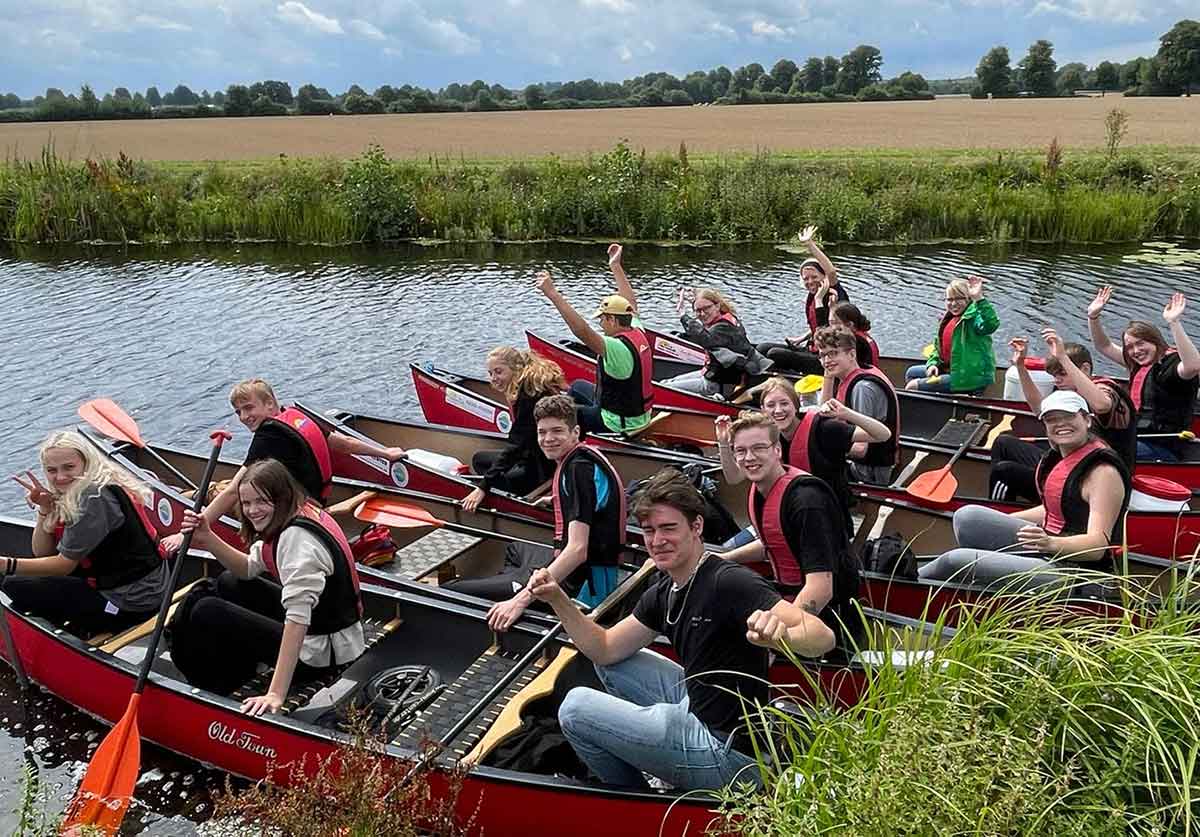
[813,324,857,353]
[237,459,306,544]
[729,410,781,444]
[800,257,826,276]
[611,313,634,328]
[533,394,578,427]
[832,302,871,332]
[1121,320,1169,372]
[630,468,707,525]
[1044,342,1093,376]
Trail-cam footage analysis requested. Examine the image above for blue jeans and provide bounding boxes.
[557,650,763,791]
[1137,439,1179,462]
[567,380,609,435]
[905,363,953,393]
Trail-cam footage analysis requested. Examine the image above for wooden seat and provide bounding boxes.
[624,410,673,439]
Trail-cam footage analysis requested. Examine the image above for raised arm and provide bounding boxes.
[714,416,744,484]
[797,225,838,286]
[1163,293,1200,380]
[607,244,638,314]
[530,568,657,666]
[1009,337,1047,413]
[536,270,607,357]
[1086,286,1125,366]
[1042,328,1114,416]
[820,398,891,444]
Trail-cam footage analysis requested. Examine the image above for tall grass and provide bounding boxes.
[2,143,1200,245]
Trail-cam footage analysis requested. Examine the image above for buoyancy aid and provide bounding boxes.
[786,412,819,474]
[1035,438,1130,567]
[1130,350,1198,434]
[61,486,167,590]
[261,504,363,635]
[551,444,626,556]
[1090,377,1138,470]
[266,407,334,502]
[596,328,654,426]
[856,330,880,368]
[835,366,900,466]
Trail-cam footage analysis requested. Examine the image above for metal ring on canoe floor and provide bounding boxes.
[364,665,443,715]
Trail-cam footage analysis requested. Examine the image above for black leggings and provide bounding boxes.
[470,450,547,496]
[441,542,554,601]
[2,576,153,636]
[988,435,1045,502]
[757,342,823,376]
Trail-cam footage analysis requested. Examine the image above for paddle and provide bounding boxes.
[354,496,444,529]
[78,399,199,491]
[906,420,985,504]
[60,429,231,836]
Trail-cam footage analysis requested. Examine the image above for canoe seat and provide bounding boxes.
[930,418,987,448]
[521,478,552,502]
[94,579,202,652]
[624,410,673,440]
[390,528,482,582]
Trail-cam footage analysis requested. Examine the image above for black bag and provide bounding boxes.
[484,715,590,779]
[626,464,741,545]
[861,534,918,579]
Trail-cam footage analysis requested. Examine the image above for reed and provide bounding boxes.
[2,143,1200,245]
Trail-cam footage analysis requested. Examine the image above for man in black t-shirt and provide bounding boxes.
[530,469,832,791]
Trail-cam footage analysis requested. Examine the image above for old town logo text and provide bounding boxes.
[208,721,277,759]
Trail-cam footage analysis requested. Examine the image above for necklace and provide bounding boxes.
[665,556,705,627]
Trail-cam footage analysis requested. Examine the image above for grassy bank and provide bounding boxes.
[2,142,1200,245]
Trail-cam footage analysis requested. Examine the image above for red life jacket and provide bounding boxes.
[261,503,364,635]
[746,467,827,588]
[1130,349,1196,433]
[1035,438,1130,567]
[786,411,819,474]
[804,294,819,336]
[701,312,740,373]
[270,406,334,502]
[835,366,900,466]
[938,315,961,368]
[596,328,654,425]
[856,330,880,368]
[551,443,626,552]
[57,486,167,590]
[1090,377,1138,470]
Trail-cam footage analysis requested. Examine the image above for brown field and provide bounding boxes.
[2,95,1199,162]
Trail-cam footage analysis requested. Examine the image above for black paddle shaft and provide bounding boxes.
[131,431,230,695]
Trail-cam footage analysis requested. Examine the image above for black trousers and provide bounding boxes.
[757,342,823,376]
[471,450,547,496]
[441,542,555,601]
[3,576,153,636]
[988,435,1045,502]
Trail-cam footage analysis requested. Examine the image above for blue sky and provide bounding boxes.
[2,0,1192,98]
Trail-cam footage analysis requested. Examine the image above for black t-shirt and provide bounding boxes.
[632,556,780,744]
[781,416,855,517]
[751,477,860,637]
[1137,353,1200,432]
[246,420,325,500]
[556,457,622,592]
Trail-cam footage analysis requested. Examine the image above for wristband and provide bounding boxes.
[4,557,16,577]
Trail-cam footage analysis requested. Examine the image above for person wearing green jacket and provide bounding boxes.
[905,276,999,394]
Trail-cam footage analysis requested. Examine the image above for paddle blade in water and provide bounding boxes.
[355,497,443,529]
[61,695,142,835]
[78,399,145,449]
[906,468,959,504]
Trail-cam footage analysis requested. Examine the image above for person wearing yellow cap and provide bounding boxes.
[918,390,1131,587]
[535,243,653,435]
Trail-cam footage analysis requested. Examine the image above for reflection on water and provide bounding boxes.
[0,239,1196,831]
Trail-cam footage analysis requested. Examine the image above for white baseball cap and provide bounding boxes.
[1038,390,1090,419]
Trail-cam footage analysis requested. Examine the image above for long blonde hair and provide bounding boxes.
[695,288,739,320]
[37,430,152,533]
[487,346,566,402]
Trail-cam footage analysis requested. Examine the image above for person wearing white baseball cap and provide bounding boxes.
[918,388,1131,588]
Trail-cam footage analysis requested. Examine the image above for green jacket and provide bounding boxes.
[928,298,1000,393]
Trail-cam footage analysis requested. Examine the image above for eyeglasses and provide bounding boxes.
[818,350,846,360]
[732,442,775,460]
[694,302,717,315]
[945,296,968,303]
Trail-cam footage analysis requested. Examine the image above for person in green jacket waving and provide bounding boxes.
[905,275,999,394]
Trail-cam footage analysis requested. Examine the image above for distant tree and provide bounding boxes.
[1136,56,1170,96]
[893,71,929,93]
[79,84,99,115]
[472,89,499,111]
[442,82,468,101]
[296,84,340,114]
[754,74,777,92]
[731,62,765,92]
[344,84,368,99]
[1118,58,1144,90]
[708,66,732,97]
[799,57,824,93]
[838,44,883,94]
[523,83,546,109]
[1018,40,1057,96]
[373,85,399,104]
[0,93,21,110]
[637,87,664,106]
[111,87,131,100]
[1095,61,1119,94]
[200,90,212,104]
[1157,19,1200,95]
[770,59,799,91]
[145,86,161,107]
[45,88,66,101]
[975,46,1015,96]
[133,91,146,104]
[1057,66,1085,95]
[663,89,693,106]
[212,90,226,106]
[489,83,511,101]
[821,56,841,88]
[251,94,288,116]
[249,80,293,105]
[223,84,253,116]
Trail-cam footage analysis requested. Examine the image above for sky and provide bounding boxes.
[2,0,1194,98]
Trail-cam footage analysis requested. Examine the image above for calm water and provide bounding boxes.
[0,240,1197,832]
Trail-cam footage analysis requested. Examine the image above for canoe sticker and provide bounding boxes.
[156,497,173,528]
[208,721,277,760]
[353,454,391,476]
[496,411,512,434]
[446,387,496,424]
[655,341,707,365]
[390,461,409,488]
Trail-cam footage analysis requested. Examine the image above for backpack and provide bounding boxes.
[348,524,397,568]
[861,534,918,579]
[625,463,740,545]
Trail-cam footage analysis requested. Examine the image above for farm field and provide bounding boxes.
[1,95,1198,162]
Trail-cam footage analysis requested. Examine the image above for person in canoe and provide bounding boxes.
[661,287,771,398]
[904,275,999,394]
[162,378,407,552]
[459,395,624,631]
[815,325,900,485]
[919,391,1131,587]
[1087,287,1200,462]
[6,430,168,635]
[529,468,834,791]
[757,225,849,376]
[829,302,880,369]
[462,347,566,512]
[716,412,861,644]
[174,459,364,714]
[715,376,891,519]
[536,254,653,435]
[991,329,1136,501]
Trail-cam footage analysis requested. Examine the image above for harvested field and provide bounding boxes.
[1,95,1198,162]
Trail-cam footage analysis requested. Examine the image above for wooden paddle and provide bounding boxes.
[78,399,198,491]
[60,430,231,836]
[906,420,985,504]
[354,496,444,529]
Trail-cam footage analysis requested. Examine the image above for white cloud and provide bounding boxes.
[750,20,792,38]
[706,21,737,38]
[1029,0,1145,23]
[911,19,929,34]
[642,39,655,53]
[619,44,633,62]
[423,17,479,54]
[132,14,191,31]
[348,19,386,40]
[580,0,636,12]
[276,1,343,35]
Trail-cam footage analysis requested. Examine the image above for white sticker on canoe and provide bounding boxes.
[496,410,512,434]
[391,462,409,488]
[446,387,496,423]
[157,497,173,528]
[657,341,706,364]
[353,454,391,475]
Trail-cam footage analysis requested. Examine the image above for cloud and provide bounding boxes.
[706,21,737,38]
[1029,0,1145,23]
[750,20,792,38]
[348,19,386,40]
[276,1,343,35]
[580,0,636,12]
[422,17,479,54]
[619,44,633,62]
[132,14,191,32]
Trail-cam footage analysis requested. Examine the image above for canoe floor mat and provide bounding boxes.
[930,419,987,448]
[389,528,483,581]
[392,645,548,762]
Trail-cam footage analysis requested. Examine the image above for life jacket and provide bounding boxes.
[835,366,900,466]
[785,412,819,474]
[261,504,364,636]
[265,407,334,502]
[785,413,855,535]
[61,486,167,590]
[1035,438,1130,568]
[1130,350,1197,434]
[938,315,961,369]
[1090,377,1138,470]
[595,328,654,425]
[551,444,626,557]
[855,330,880,368]
[746,467,850,589]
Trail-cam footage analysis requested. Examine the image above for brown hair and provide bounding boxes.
[758,376,801,410]
[630,468,707,525]
[729,410,780,445]
[831,302,871,332]
[533,394,578,427]
[1121,320,1169,372]
[813,324,857,353]
[694,288,739,320]
[229,378,279,410]
[237,459,306,544]
[1044,342,1093,376]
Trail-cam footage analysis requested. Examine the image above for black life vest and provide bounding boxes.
[551,443,625,554]
[261,505,363,636]
[1091,377,1138,470]
[1130,351,1198,434]
[63,486,167,590]
[701,312,753,384]
[835,366,900,466]
[596,328,654,425]
[1035,438,1130,570]
[263,407,334,502]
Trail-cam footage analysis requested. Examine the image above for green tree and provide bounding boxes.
[223,84,253,116]
[523,84,545,109]
[770,59,799,91]
[975,46,1015,96]
[79,84,98,115]
[1057,66,1085,95]
[212,90,226,106]
[1095,61,1119,94]
[145,86,161,107]
[45,88,66,101]
[754,74,777,92]
[112,86,132,100]
[838,44,883,94]
[373,85,399,104]
[0,93,22,109]
[472,89,499,111]
[821,56,840,88]
[707,66,731,97]
[801,57,824,92]
[249,80,293,105]
[1156,19,1200,95]
[893,71,929,94]
[1018,40,1057,96]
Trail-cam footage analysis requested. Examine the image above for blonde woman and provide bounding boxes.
[464,347,567,510]
[904,275,999,394]
[7,430,167,634]
[664,287,767,397]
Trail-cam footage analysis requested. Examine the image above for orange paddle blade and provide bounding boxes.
[61,695,142,835]
[906,467,959,504]
[78,399,145,449]
[354,497,443,529]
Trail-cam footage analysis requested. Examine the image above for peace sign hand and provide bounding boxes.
[12,471,54,515]
[1164,292,1187,325]
[1087,286,1111,319]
